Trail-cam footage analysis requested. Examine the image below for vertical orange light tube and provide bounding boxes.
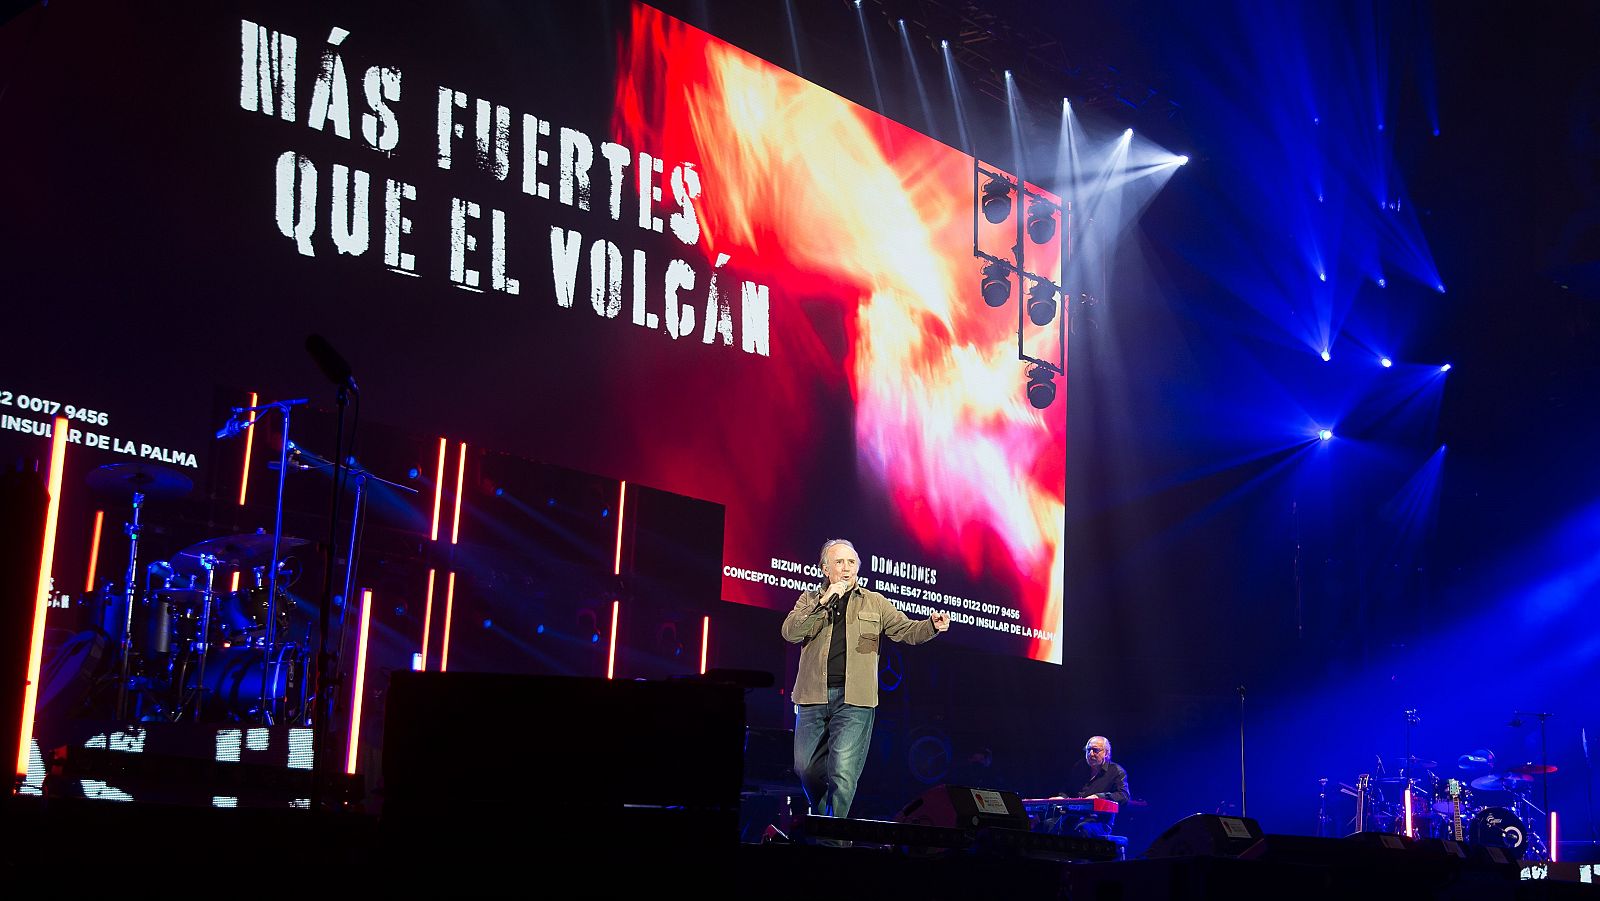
[419,569,436,672]
[237,391,258,506]
[429,437,447,541]
[83,510,104,593]
[16,415,67,779]
[439,571,456,672]
[1550,811,1558,862]
[700,615,710,675]
[606,599,620,680]
[229,572,241,593]
[344,589,374,775]
[612,480,627,576]
[450,441,467,544]
[1403,788,1413,838]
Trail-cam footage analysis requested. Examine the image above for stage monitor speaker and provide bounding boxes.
[895,784,1031,833]
[1245,832,1519,874]
[381,671,746,848]
[1144,813,1264,858]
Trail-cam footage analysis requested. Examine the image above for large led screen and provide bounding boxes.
[0,1,1066,662]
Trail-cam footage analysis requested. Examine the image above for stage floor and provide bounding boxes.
[5,795,1595,898]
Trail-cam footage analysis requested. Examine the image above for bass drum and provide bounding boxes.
[1468,806,1527,860]
[185,645,299,719]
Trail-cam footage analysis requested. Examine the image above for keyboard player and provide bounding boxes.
[1046,735,1130,837]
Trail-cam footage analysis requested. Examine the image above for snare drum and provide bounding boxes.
[1468,806,1527,860]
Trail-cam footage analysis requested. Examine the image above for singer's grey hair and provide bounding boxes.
[1085,736,1112,758]
[818,538,859,569]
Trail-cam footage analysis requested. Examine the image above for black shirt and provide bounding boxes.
[825,589,851,687]
[1067,760,1130,805]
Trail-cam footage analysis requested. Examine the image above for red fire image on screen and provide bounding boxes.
[610,4,1065,661]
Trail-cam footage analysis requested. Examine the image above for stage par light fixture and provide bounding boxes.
[1318,429,1333,441]
[1025,364,1057,410]
[1026,282,1058,326]
[1026,197,1058,244]
[981,175,1013,224]
[981,261,1012,307]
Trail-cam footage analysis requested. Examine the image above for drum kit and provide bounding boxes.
[1336,748,1556,860]
[84,460,314,724]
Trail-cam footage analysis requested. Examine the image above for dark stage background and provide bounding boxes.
[3,0,1598,856]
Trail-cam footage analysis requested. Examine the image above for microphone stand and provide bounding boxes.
[1238,685,1247,818]
[332,456,416,674]
[1515,711,1554,842]
[218,398,307,725]
[112,487,147,722]
[1403,708,1421,837]
[285,440,415,808]
[1584,726,1595,843]
[310,383,352,814]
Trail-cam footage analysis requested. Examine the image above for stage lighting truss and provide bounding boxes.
[973,161,1069,410]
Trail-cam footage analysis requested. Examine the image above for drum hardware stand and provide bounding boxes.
[171,554,221,722]
[1402,708,1421,782]
[1315,777,1331,836]
[1515,791,1551,860]
[215,397,308,725]
[1512,710,1555,860]
[113,489,147,721]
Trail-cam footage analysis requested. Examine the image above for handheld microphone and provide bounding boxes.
[215,415,246,440]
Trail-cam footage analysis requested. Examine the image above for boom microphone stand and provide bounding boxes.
[1238,685,1247,818]
[1513,711,1554,838]
[304,334,360,813]
[216,397,308,723]
[282,440,415,780]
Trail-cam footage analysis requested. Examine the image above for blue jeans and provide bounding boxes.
[793,687,875,819]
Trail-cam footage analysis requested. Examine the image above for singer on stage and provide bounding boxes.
[782,538,950,821]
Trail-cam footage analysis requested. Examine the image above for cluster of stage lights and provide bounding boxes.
[981,174,1061,245]
[980,172,1065,409]
[1311,357,1452,442]
[1320,350,1454,373]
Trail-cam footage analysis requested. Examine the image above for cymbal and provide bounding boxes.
[1470,772,1532,792]
[86,461,193,498]
[1508,763,1557,776]
[1389,756,1437,771]
[173,531,308,575]
[1457,750,1495,771]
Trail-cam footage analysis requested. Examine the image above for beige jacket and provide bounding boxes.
[781,585,938,707]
